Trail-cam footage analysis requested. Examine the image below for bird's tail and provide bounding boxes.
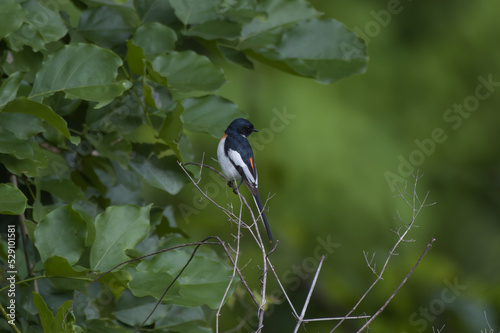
[251,188,273,242]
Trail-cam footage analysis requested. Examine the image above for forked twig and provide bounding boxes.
[292,255,325,333]
[331,171,433,332]
[356,238,436,332]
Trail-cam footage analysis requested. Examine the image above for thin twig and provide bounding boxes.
[481,311,495,333]
[302,315,371,322]
[216,196,244,333]
[330,171,430,332]
[0,303,22,333]
[219,241,259,307]
[179,161,238,220]
[63,239,221,327]
[356,238,436,332]
[136,238,219,331]
[182,160,278,332]
[265,243,299,319]
[255,204,268,332]
[293,255,325,333]
[184,162,228,182]
[363,251,377,275]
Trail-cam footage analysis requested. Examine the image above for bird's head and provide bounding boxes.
[227,118,258,137]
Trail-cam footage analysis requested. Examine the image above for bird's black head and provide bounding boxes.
[227,118,258,137]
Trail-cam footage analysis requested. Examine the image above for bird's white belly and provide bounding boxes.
[217,137,241,180]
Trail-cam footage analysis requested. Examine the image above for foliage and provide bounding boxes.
[0,0,366,332]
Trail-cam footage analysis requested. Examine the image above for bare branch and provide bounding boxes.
[265,248,299,319]
[217,193,246,332]
[64,238,222,327]
[302,315,370,322]
[293,255,325,333]
[136,238,222,332]
[432,324,445,333]
[481,311,496,333]
[330,171,431,332]
[363,251,377,276]
[181,161,273,332]
[356,238,436,332]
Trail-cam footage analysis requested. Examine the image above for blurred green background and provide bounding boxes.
[170,0,500,331]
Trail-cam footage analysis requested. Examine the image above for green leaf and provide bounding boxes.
[129,246,233,308]
[239,0,319,49]
[39,176,86,201]
[99,270,132,299]
[0,142,68,178]
[1,48,43,83]
[158,102,183,160]
[0,71,24,107]
[181,95,246,138]
[0,0,25,39]
[33,292,54,331]
[0,183,27,215]
[32,294,79,333]
[85,319,131,333]
[44,256,90,292]
[134,0,176,25]
[169,0,220,25]
[65,81,133,109]
[126,40,146,76]
[155,305,211,332]
[273,19,368,83]
[132,22,177,58]
[90,205,151,271]
[44,256,89,277]
[88,132,132,167]
[0,132,37,160]
[30,43,130,108]
[34,204,87,265]
[0,112,44,140]
[43,92,82,117]
[23,0,67,43]
[6,0,67,52]
[217,45,254,69]
[121,123,162,145]
[150,51,226,98]
[113,291,169,326]
[142,80,174,111]
[78,6,134,48]
[1,98,77,143]
[128,268,179,299]
[85,90,143,134]
[175,254,235,309]
[54,300,78,333]
[183,19,241,40]
[129,155,186,195]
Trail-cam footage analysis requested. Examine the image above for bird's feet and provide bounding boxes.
[228,181,239,195]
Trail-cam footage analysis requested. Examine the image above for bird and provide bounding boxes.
[217,118,273,241]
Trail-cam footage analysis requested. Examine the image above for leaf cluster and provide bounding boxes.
[0,0,366,331]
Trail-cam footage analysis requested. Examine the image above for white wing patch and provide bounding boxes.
[228,149,257,185]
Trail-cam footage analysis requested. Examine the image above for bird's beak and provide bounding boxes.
[253,128,258,132]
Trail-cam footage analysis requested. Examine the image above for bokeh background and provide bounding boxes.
[171,0,500,331]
